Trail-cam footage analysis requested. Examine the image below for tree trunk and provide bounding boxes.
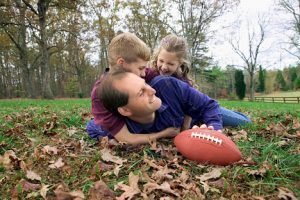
[38,0,53,99]
[18,1,36,98]
[249,71,255,101]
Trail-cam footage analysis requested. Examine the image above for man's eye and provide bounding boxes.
[139,90,145,96]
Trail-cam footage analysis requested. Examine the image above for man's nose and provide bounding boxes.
[147,85,156,95]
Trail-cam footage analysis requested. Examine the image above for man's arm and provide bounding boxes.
[114,124,179,145]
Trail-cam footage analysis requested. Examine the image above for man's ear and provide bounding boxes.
[118,106,132,117]
[116,57,125,65]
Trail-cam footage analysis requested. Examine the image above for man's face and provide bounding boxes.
[123,58,148,78]
[114,73,162,118]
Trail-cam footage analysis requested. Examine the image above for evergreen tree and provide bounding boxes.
[289,67,298,89]
[295,77,300,89]
[234,70,246,100]
[275,70,287,90]
[257,65,265,92]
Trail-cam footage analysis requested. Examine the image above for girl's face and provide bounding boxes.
[156,49,181,76]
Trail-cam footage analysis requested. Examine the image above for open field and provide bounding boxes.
[0,99,299,199]
[256,91,300,97]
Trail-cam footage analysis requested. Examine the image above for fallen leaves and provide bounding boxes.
[1,105,300,199]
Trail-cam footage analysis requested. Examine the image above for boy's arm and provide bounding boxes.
[114,125,180,145]
[181,115,192,131]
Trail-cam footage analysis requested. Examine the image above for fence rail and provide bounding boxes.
[249,96,300,103]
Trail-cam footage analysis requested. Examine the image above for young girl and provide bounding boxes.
[149,34,251,129]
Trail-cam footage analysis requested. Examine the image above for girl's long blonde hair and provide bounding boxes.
[150,34,192,84]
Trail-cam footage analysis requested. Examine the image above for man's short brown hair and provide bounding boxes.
[97,68,130,113]
[108,32,151,67]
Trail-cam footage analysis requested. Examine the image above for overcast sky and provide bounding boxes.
[208,0,299,70]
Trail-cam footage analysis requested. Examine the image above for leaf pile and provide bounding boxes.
[0,101,299,199]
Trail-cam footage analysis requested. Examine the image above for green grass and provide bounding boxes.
[0,99,299,199]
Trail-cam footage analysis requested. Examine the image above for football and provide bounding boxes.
[174,128,242,165]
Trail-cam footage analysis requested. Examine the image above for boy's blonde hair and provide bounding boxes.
[108,32,151,68]
[150,34,191,82]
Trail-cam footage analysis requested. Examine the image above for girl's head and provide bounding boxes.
[151,34,190,78]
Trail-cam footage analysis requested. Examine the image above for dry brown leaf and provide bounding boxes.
[140,170,155,183]
[114,165,122,177]
[54,183,85,200]
[67,127,77,136]
[11,179,41,199]
[100,148,126,165]
[196,168,223,181]
[143,181,179,197]
[148,138,158,151]
[0,150,21,169]
[40,184,49,199]
[200,181,210,194]
[26,170,41,181]
[42,145,58,155]
[91,161,114,177]
[245,161,272,176]
[179,170,189,183]
[233,130,248,141]
[49,157,65,169]
[151,165,175,182]
[277,187,298,200]
[4,115,13,121]
[253,196,266,200]
[143,156,160,169]
[129,172,140,191]
[115,182,140,200]
[88,180,115,200]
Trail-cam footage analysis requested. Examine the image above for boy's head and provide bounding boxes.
[98,68,161,122]
[108,32,151,77]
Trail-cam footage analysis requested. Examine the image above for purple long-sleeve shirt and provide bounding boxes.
[126,75,223,133]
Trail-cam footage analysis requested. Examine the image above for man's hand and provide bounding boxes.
[161,127,180,138]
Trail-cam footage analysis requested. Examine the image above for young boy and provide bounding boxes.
[87,32,179,144]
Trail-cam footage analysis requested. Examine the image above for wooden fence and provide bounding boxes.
[249,96,300,103]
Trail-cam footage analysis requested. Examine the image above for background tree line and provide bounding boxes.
[0,0,299,99]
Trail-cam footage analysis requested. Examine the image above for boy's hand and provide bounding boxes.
[161,127,180,138]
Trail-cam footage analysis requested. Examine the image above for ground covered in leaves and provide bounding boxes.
[0,99,299,200]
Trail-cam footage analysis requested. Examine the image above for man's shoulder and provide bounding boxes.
[150,75,184,87]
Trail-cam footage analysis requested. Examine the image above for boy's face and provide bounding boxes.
[157,49,181,76]
[123,58,148,78]
[114,73,162,119]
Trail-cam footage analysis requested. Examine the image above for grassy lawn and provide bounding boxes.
[0,99,299,199]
